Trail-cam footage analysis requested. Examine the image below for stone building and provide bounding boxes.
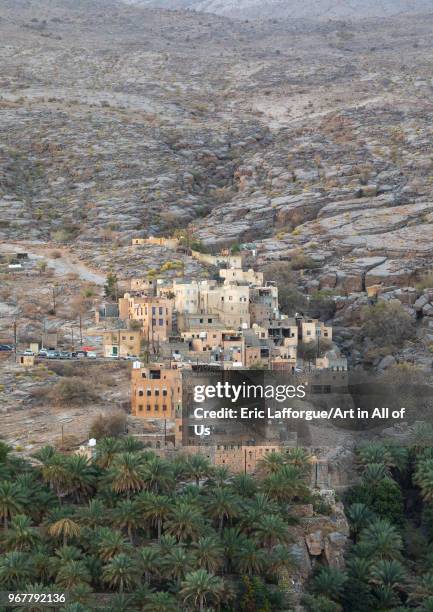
[103,330,142,358]
[131,362,185,419]
[119,294,173,342]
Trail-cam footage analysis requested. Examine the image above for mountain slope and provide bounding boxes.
[122,0,433,20]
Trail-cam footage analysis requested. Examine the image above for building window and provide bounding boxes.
[159,307,163,315]
[159,319,163,326]
[146,405,151,411]
[147,390,151,397]
[163,390,167,396]
[138,405,143,411]
[154,405,159,412]
[162,405,167,411]
[155,390,159,396]
[138,390,144,397]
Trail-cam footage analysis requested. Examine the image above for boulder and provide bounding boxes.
[305,530,324,556]
[423,303,433,317]
[414,295,428,311]
[324,531,349,569]
[378,355,396,370]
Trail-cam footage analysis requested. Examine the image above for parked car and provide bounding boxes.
[0,344,13,351]
[73,350,87,358]
[38,349,48,358]
[123,355,139,361]
[46,350,61,359]
[59,351,72,360]
[22,349,35,356]
[86,351,97,359]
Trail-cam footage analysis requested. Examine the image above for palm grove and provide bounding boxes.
[0,439,312,611]
[2,427,433,611]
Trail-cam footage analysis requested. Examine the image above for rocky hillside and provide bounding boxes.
[124,0,433,20]
[1,1,433,360]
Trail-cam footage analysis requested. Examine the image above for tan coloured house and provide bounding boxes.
[119,294,173,342]
[103,330,142,358]
[301,319,332,344]
[131,363,184,419]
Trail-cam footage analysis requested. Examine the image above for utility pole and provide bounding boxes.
[52,286,57,314]
[71,327,75,352]
[13,320,17,363]
[79,315,83,346]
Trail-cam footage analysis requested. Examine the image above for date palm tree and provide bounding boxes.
[234,538,267,576]
[138,546,160,585]
[102,553,140,593]
[4,514,40,551]
[66,455,96,502]
[310,566,348,601]
[187,455,212,487]
[371,585,400,609]
[108,453,144,498]
[369,559,406,592]
[358,442,392,467]
[262,465,308,504]
[206,487,240,533]
[0,551,34,589]
[119,437,145,453]
[171,455,191,483]
[0,480,26,528]
[207,465,231,488]
[362,463,391,487]
[47,513,81,547]
[94,437,122,469]
[180,569,224,612]
[142,592,178,612]
[222,527,243,573]
[408,572,433,605]
[49,545,83,577]
[267,544,296,577]
[357,519,403,560]
[162,545,195,585]
[111,499,140,544]
[240,493,280,534]
[253,514,291,551]
[141,457,173,494]
[285,447,312,475]
[258,451,286,475]
[140,493,171,542]
[55,560,92,590]
[38,454,70,502]
[346,503,375,543]
[165,502,204,542]
[231,473,257,498]
[77,499,106,528]
[94,527,129,562]
[12,583,56,612]
[414,458,433,501]
[192,536,224,574]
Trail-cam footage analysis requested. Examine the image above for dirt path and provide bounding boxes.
[0,241,106,285]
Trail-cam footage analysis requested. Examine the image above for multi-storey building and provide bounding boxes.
[119,294,174,342]
[131,362,186,419]
[301,318,332,344]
